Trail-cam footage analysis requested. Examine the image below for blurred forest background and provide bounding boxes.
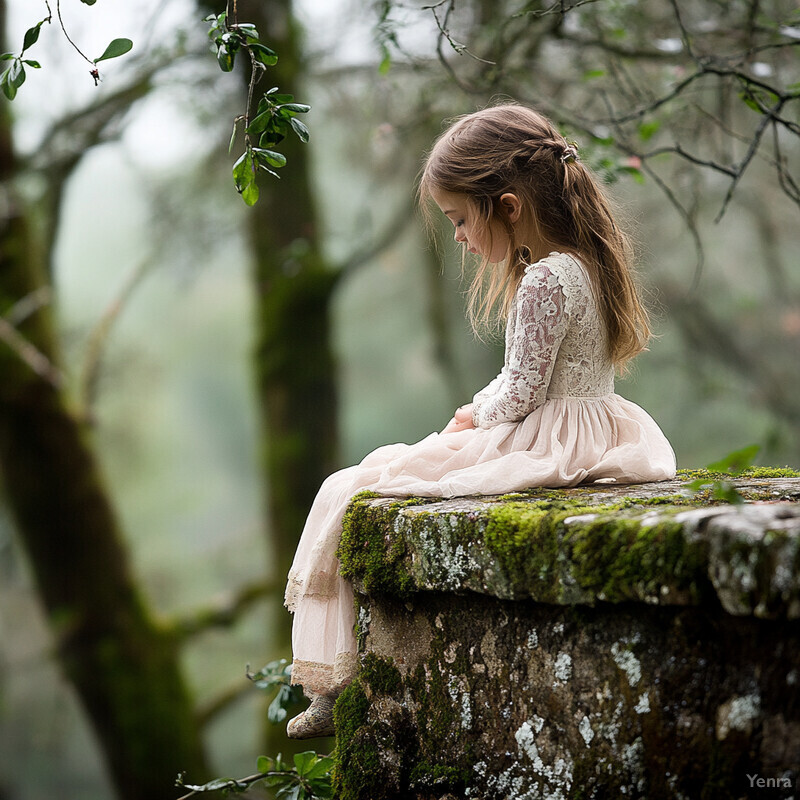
[0,0,798,798]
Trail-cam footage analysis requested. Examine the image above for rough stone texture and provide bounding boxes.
[333,477,800,800]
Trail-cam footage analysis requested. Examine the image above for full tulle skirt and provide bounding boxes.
[286,394,676,696]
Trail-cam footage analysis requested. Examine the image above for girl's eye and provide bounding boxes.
[456,219,464,227]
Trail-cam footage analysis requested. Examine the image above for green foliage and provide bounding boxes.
[246,658,304,724]
[0,17,47,100]
[5,6,309,205]
[1,10,134,99]
[205,12,311,205]
[177,660,332,798]
[683,445,761,504]
[176,751,333,799]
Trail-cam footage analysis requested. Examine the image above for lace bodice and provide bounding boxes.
[471,252,614,428]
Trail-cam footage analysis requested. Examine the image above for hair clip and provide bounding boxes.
[560,142,579,164]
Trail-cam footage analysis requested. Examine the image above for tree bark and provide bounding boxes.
[0,5,210,797]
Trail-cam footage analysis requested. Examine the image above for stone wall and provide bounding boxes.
[332,476,800,800]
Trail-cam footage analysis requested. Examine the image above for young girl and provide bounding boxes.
[284,104,676,738]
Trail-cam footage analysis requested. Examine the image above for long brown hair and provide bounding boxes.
[419,103,650,370]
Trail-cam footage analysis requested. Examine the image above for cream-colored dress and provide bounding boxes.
[285,252,676,696]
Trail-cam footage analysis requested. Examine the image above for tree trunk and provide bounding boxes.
[0,5,209,797]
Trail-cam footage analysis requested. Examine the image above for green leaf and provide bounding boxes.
[235,23,260,39]
[247,658,292,688]
[246,110,273,135]
[637,120,660,141]
[1,67,17,100]
[93,38,133,63]
[22,21,44,52]
[23,60,41,68]
[289,116,310,142]
[305,755,334,780]
[738,86,780,114]
[250,42,278,66]
[706,444,760,474]
[232,151,254,188]
[278,102,311,114]
[307,777,334,798]
[379,52,391,75]
[294,751,317,777]
[80,0,97,5]
[253,147,287,168]
[260,129,286,149]
[618,165,645,184]
[1,53,14,61]
[257,755,274,774]
[276,784,301,800]
[711,480,745,505]
[267,686,290,723]
[582,68,605,80]
[242,180,259,206]
[216,44,235,72]
[4,59,26,96]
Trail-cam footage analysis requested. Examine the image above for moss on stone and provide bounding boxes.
[677,466,800,479]
[360,652,402,696]
[408,762,471,792]
[332,678,379,800]
[338,495,425,599]
[340,493,720,605]
[482,499,710,603]
[482,500,570,602]
[567,516,708,603]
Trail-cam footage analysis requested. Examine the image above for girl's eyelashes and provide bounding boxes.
[456,219,464,227]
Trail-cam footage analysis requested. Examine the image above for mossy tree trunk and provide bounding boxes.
[0,6,209,797]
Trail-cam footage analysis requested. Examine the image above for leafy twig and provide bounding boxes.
[176,751,334,800]
[205,11,310,205]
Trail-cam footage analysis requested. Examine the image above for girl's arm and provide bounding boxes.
[472,264,569,428]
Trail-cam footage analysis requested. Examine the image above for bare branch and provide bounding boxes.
[78,258,153,424]
[640,161,705,292]
[642,144,736,178]
[169,579,277,642]
[714,98,776,222]
[196,678,254,728]
[337,201,417,280]
[429,0,495,66]
[4,287,53,327]
[0,316,64,389]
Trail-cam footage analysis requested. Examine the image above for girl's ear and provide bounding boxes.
[499,192,522,224]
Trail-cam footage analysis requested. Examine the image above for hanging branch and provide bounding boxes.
[0,314,63,389]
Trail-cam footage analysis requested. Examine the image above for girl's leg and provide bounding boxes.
[287,577,356,738]
[286,693,337,739]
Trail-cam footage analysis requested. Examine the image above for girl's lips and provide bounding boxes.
[468,246,478,254]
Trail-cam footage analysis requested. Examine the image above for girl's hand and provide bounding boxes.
[441,404,476,434]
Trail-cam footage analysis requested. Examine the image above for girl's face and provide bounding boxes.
[430,187,510,263]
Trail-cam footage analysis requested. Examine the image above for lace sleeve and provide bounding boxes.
[472,373,504,406]
[472,264,569,428]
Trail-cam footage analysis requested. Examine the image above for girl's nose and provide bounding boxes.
[454,228,466,243]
